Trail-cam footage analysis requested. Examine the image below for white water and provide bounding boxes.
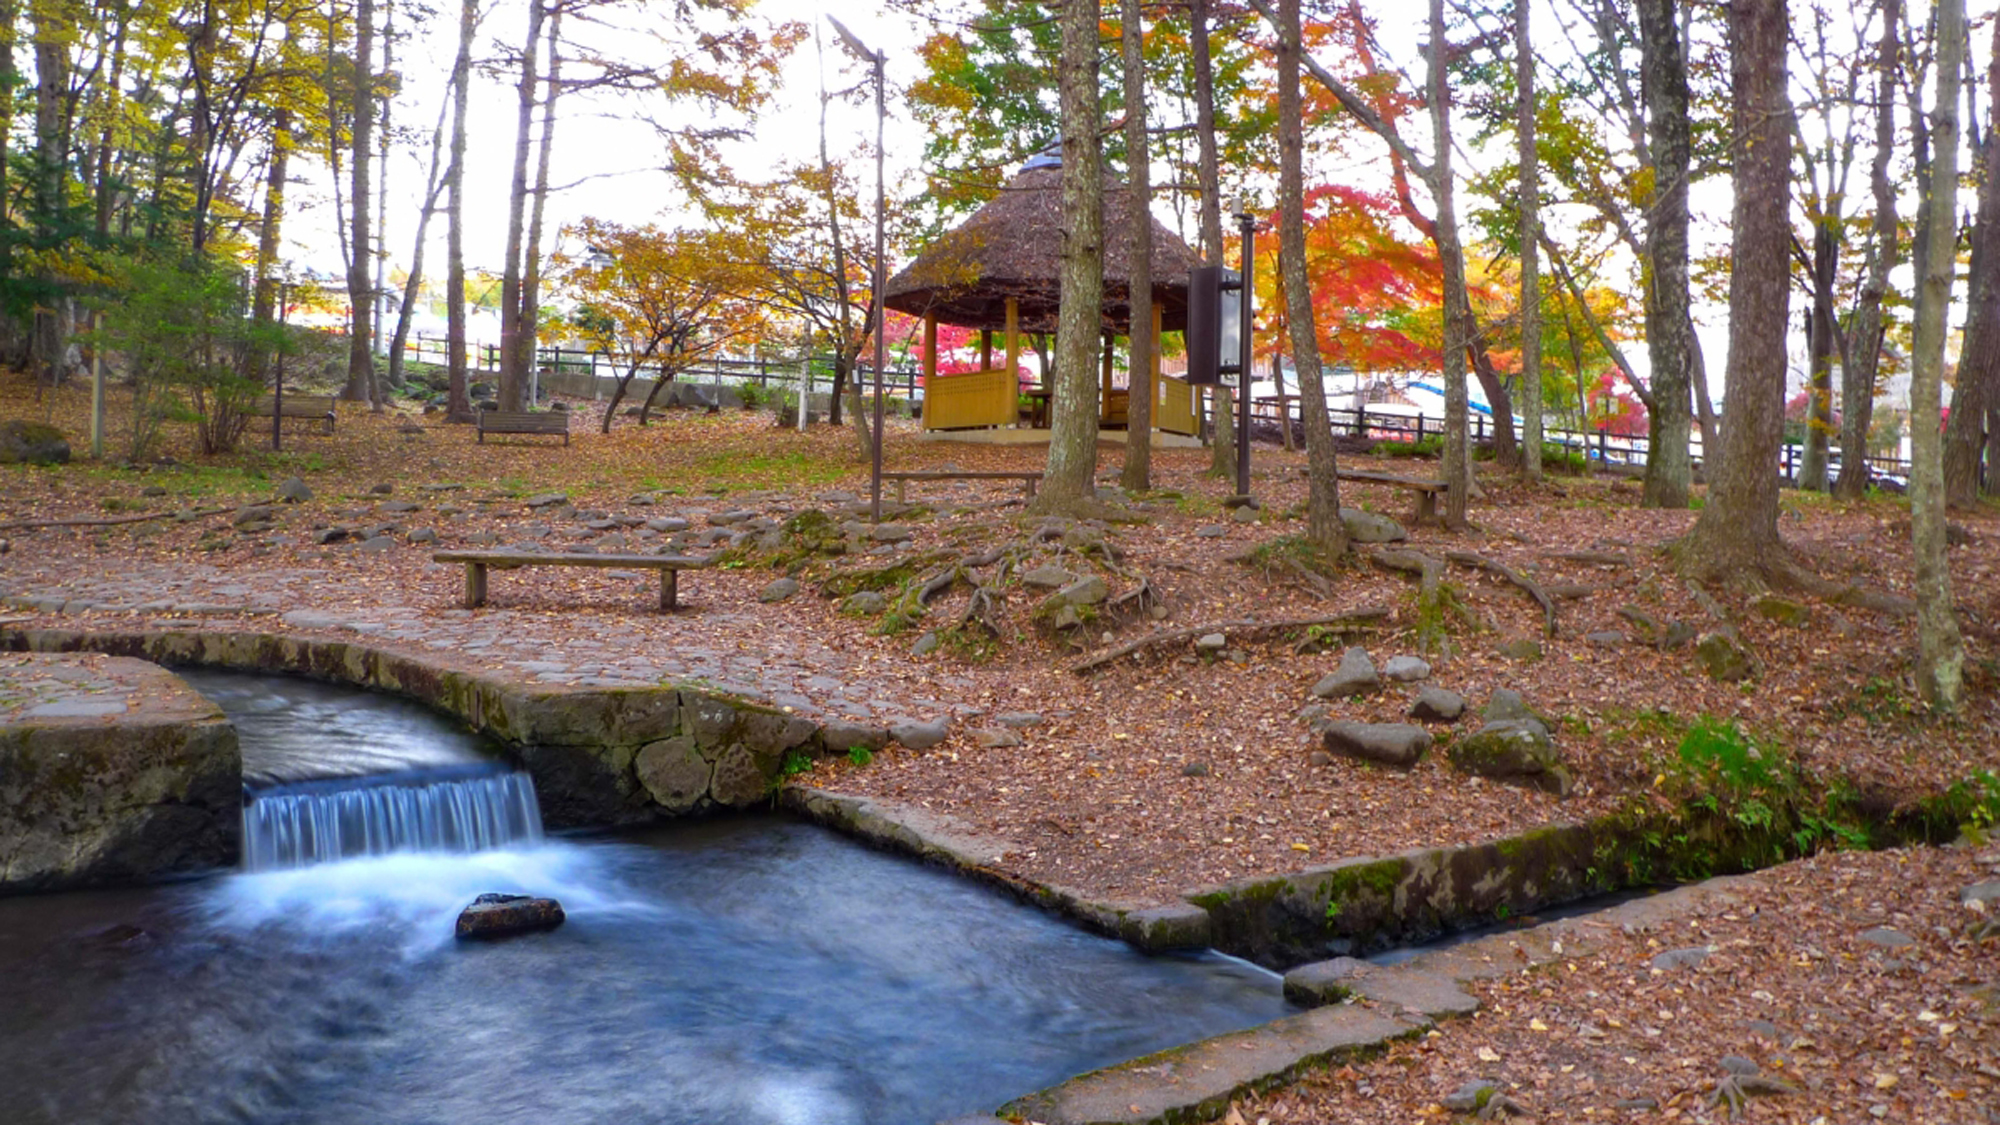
[243,767,545,871]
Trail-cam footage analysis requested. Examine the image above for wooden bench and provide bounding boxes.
[880,470,1042,504]
[1304,468,1447,524]
[248,394,336,434]
[478,409,570,445]
[433,550,712,611]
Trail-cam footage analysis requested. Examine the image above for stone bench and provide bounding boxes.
[248,394,336,434]
[433,550,712,611]
[477,409,570,445]
[880,470,1041,504]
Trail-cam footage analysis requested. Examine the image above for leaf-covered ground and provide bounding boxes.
[4,374,1997,1120]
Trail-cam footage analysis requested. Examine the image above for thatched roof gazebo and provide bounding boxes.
[885,153,1206,435]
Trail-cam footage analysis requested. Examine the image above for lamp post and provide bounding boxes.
[828,15,888,523]
[1233,200,1255,497]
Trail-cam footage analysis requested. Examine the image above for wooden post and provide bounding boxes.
[980,328,993,371]
[1100,332,1115,423]
[464,562,487,608]
[920,313,938,428]
[659,568,678,612]
[1150,303,1163,441]
[1004,298,1020,382]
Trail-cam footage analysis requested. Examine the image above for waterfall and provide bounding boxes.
[244,765,545,871]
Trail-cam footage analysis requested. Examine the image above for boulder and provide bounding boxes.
[1282,956,1369,1006]
[1481,689,1552,736]
[821,719,888,753]
[1448,720,1574,796]
[887,717,950,751]
[1311,646,1379,697]
[1752,594,1811,628]
[635,736,711,814]
[275,476,313,504]
[1052,576,1109,607]
[1409,685,1466,723]
[454,893,565,941]
[1318,720,1432,768]
[524,492,568,509]
[842,591,888,615]
[231,505,276,528]
[1020,565,1075,589]
[1381,655,1431,682]
[758,577,800,603]
[1338,508,1407,543]
[0,419,70,465]
[1194,632,1228,656]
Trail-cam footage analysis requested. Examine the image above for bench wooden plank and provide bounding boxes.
[879,470,1042,504]
[477,410,570,445]
[248,395,337,434]
[433,550,711,610]
[1309,468,1448,524]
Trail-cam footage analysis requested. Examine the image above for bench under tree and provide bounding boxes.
[433,550,711,611]
[247,394,337,434]
[478,410,570,445]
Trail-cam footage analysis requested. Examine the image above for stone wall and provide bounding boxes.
[0,654,240,893]
[1,627,854,829]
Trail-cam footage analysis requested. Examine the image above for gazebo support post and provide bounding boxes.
[921,313,937,426]
[1005,297,1020,382]
[1151,303,1163,441]
[1100,332,1115,426]
[980,329,992,370]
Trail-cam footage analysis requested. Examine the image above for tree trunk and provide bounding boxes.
[516,11,563,408]
[250,107,290,387]
[496,0,545,413]
[1798,222,1837,490]
[343,0,376,405]
[1638,0,1692,507]
[1909,0,1966,709]
[1835,0,1898,500]
[374,0,396,387]
[1033,0,1105,513]
[1430,0,1471,529]
[1192,0,1234,478]
[1680,0,1792,577]
[444,0,475,423]
[387,92,452,394]
[1119,0,1153,493]
[1279,0,1346,552]
[1516,0,1542,481]
[1943,16,2000,507]
[31,19,66,388]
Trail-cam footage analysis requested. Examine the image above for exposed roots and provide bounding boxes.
[1446,550,1558,636]
[1070,606,1393,674]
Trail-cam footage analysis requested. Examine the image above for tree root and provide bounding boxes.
[1070,606,1391,674]
[1545,549,1631,567]
[1371,549,1462,655]
[0,506,233,532]
[1447,550,1557,637]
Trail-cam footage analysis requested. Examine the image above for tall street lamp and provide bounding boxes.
[1232,199,1255,497]
[828,15,889,523]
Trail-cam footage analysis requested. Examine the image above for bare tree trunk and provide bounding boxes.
[1836,0,1898,500]
[251,107,291,387]
[31,19,66,389]
[374,0,396,388]
[1192,0,1234,478]
[496,0,545,413]
[1910,0,1965,709]
[1119,0,1153,492]
[1279,0,1345,552]
[1799,229,1838,491]
[1639,0,1692,507]
[343,0,376,406]
[1430,0,1471,529]
[1516,0,1542,481]
[1033,0,1105,513]
[388,91,453,393]
[516,10,563,407]
[443,0,475,423]
[1943,16,2000,507]
[1680,0,1792,577]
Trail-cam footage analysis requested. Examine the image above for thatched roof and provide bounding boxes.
[883,163,1203,336]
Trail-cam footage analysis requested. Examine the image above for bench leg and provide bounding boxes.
[1025,476,1037,500]
[1417,491,1437,525]
[464,563,488,608]
[894,480,907,504]
[659,568,678,612]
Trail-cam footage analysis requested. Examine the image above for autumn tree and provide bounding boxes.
[1835,0,1899,500]
[1941,16,2000,509]
[1637,0,1692,507]
[1119,0,1154,493]
[552,221,761,431]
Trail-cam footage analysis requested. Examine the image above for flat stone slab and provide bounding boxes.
[1,653,240,892]
[1000,1004,1423,1124]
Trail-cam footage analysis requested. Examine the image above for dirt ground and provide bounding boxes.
[3,375,1997,1121]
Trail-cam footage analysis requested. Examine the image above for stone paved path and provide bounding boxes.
[0,558,973,723]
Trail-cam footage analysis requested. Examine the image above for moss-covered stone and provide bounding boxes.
[1752,594,1811,627]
